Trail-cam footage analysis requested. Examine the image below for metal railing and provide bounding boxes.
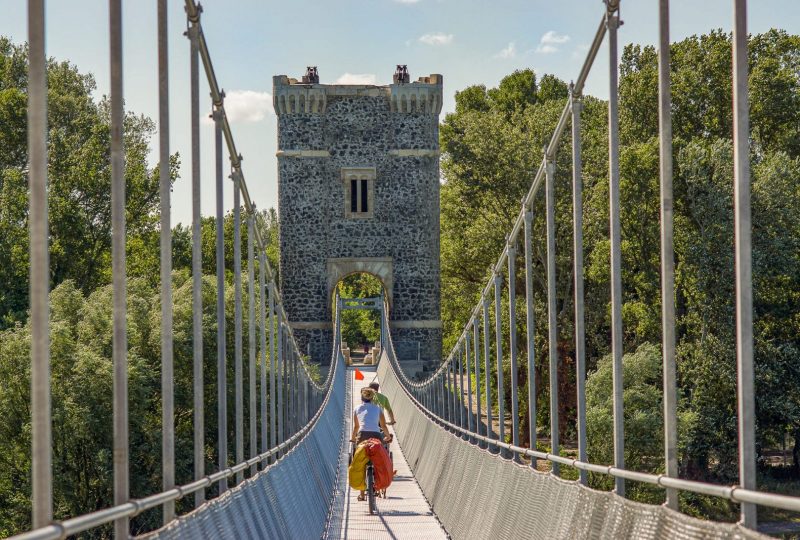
[16,1,333,538]
[380,0,796,531]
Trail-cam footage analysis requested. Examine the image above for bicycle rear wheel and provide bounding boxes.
[367,466,376,515]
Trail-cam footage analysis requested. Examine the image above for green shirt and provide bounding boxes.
[372,391,393,414]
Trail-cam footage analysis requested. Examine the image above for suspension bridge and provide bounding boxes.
[8,0,800,538]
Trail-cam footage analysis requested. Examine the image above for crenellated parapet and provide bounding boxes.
[272,72,443,115]
[273,75,327,114]
[389,74,443,114]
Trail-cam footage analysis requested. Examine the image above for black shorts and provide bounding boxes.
[358,431,382,443]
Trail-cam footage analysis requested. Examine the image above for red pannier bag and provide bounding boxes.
[363,438,393,490]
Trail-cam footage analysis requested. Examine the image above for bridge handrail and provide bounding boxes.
[378,308,800,516]
[9,300,344,540]
[18,1,333,537]
[381,0,794,526]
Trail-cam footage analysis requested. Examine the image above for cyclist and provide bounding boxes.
[351,386,392,501]
[368,382,396,425]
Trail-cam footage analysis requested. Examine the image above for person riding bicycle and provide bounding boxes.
[368,382,396,425]
[351,386,393,501]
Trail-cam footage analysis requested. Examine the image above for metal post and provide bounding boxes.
[259,251,268,466]
[447,356,457,424]
[733,0,756,527]
[157,0,174,523]
[465,331,474,435]
[233,172,243,485]
[441,371,446,421]
[110,0,129,534]
[269,282,276,455]
[606,2,625,496]
[277,321,284,447]
[523,210,537,468]
[458,343,465,431]
[434,372,440,419]
[305,379,310,426]
[438,372,444,420]
[473,319,482,441]
[658,0,678,508]
[292,350,297,433]
[213,104,227,494]
[483,298,493,445]
[247,214,257,475]
[494,273,505,453]
[545,152,560,476]
[508,240,520,460]
[28,0,51,527]
[187,7,204,508]
[571,87,588,485]
[431,374,441,416]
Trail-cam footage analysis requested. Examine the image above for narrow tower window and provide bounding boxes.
[361,179,369,213]
[341,168,376,219]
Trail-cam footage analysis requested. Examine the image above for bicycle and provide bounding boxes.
[350,433,394,515]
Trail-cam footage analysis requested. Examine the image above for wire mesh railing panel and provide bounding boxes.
[377,329,768,540]
[13,0,337,537]
[138,347,345,540]
[373,0,800,531]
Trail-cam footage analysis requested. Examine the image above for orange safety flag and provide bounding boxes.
[354,369,364,380]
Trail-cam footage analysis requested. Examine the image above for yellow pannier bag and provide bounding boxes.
[348,442,370,491]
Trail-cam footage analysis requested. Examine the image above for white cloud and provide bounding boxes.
[419,33,453,46]
[203,90,272,124]
[494,42,516,59]
[334,73,378,85]
[541,30,570,44]
[535,30,570,54]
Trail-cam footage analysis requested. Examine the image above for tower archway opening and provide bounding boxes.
[334,272,386,365]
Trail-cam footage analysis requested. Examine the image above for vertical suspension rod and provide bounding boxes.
[186,5,204,508]
[213,105,227,495]
[658,0,678,509]
[494,273,505,455]
[733,0,756,528]
[606,1,626,497]
[28,0,51,527]
[483,298,492,447]
[269,282,277,456]
[248,213,257,475]
[473,319,482,441]
[233,172,243,485]
[523,210,537,469]
[571,87,588,485]
[110,0,129,534]
[508,240,520,460]
[157,0,175,523]
[259,250,268,466]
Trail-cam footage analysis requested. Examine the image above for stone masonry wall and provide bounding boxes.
[274,74,443,372]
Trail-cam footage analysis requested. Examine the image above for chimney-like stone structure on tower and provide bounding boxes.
[273,69,443,375]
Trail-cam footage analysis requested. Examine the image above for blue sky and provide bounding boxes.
[3,1,798,226]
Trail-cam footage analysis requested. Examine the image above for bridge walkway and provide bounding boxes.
[324,367,447,539]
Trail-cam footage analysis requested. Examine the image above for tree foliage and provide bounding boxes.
[440,30,800,507]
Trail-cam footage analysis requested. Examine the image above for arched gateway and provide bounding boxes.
[274,67,443,371]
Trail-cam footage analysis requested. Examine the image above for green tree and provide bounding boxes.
[0,38,177,328]
[336,273,383,349]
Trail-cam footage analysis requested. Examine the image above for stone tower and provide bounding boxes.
[273,68,443,372]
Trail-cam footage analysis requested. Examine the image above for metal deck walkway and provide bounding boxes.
[324,367,448,540]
